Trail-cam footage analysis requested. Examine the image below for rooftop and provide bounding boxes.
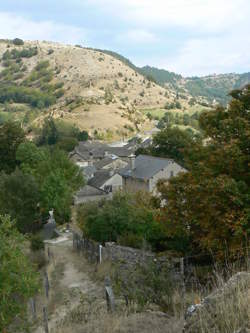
[88,170,114,188]
[119,155,174,180]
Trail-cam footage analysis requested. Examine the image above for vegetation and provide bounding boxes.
[30,234,45,251]
[12,38,24,46]
[0,169,40,233]
[37,118,88,151]
[157,110,203,130]
[0,215,39,331]
[157,85,250,257]
[0,84,57,108]
[0,49,65,114]
[113,261,174,310]
[3,47,38,60]
[17,141,84,223]
[77,191,165,252]
[0,121,25,173]
[139,65,182,86]
[0,121,84,230]
[136,126,202,167]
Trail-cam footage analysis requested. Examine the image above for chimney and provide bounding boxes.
[109,170,114,177]
[129,154,136,170]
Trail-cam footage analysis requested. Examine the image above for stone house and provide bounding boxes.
[119,154,186,193]
[94,157,128,171]
[70,141,132,167]
[74,185,110,205]
[88,170,123,193]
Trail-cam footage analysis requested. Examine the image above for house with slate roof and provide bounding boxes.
[94,156,128,171]
[88,170,123,193]
[74,185,110,205]
[70,141,132,167]
[119,154,186,193]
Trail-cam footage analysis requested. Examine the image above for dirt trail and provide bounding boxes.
[32,231,183,333]
[33,232,104,333]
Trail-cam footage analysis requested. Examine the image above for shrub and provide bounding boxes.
[77,130,89,141]
[12,38,24,46]
[0,85,56,108]
[77,191,164,251]
[56,136,78,152]
[35,60,50,71]
[30,234,45,251]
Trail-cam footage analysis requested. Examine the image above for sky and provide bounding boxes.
[0,0,249,76]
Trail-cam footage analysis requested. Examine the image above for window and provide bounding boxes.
[104,185,112,193]
[170,171,174,178]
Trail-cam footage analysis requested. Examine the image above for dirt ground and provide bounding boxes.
[31,232,183,333]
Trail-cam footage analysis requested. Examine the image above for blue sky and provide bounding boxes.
[0,0,249,76]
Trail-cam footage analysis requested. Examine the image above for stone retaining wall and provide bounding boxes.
[73,232,181,276]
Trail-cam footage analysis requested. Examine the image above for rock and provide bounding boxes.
[184,272,250,333]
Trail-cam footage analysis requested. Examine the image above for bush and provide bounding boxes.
[113,261,174,310]
[77,130,89,141]
[118,233,145,249]
[48,49,54,55]
[0,84,56,108]
[35,60,50,71]
[30,234,44,251]
[12,38,24,46]
[77,191,165,251]
[56,136,78,152]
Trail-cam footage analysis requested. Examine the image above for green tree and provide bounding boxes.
[38,118,58,146]
[158,85,250,257]
[17,144,84,223]
[0,169,40,233]
[0,215,39,331]
[78,192,164,251]
[0,122,25,173]
[151,126,201,166]
[56,136,78,152]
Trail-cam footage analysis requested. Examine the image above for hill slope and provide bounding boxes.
[0,40,182,140]
[139,66,250,105]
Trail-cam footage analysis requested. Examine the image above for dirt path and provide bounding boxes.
[32,231,183,333]
[33,232,104,333]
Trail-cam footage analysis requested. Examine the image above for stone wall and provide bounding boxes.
[73,232,181,276]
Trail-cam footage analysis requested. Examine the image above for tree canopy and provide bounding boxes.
[157,85,250,257]
[17,142,84,223]
[0,122,25,173]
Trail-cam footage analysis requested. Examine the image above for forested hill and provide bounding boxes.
[98,49,250,106]
[136,66,250,106]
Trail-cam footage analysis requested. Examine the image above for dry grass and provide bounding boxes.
[191,273,250,333]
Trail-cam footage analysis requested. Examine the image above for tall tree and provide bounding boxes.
[0,122,25,173]
[0,169,40,233]
[158,85,250,257]
[17,143,84,223]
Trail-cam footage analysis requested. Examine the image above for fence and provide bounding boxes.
[72,231,250,291]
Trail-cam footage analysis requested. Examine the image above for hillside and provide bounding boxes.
[139,66,250,105]
[0,39,187,140]
[1,39,248,139]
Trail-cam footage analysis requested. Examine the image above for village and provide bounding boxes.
[71,136,186,204]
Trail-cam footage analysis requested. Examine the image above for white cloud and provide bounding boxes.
[87,0,248,32]
[115,29,158,44]
[153,32,250,76]
[0,12,87,45]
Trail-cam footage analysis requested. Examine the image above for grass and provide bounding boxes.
[140,107,166,119]
[186,271,250,332]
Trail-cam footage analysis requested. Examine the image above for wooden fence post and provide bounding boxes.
[44,271,50,299]
[43,306,49,333]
